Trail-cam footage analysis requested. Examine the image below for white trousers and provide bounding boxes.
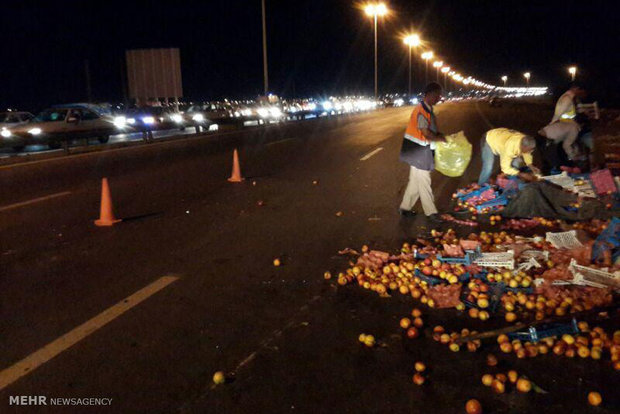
[400,166,437,215]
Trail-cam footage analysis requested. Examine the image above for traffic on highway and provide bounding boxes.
[0,96,386,155]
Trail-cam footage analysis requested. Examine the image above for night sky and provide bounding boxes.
[2,0,618,111]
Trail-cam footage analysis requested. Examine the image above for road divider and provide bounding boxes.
[360,147,384,161]
[0,275,180,391]
[0,191,72,212]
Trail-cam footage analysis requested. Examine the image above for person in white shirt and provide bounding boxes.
[551,83,586,123]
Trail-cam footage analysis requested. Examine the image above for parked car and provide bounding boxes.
[1,104,128,150]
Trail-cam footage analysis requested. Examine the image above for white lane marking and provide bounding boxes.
[0,191,72,212]
[266,137,296,146]
[360,147,384,161]
[0,275,180,390]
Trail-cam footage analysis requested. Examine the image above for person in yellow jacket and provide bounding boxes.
[477,128,539,185]
[399,82,446,220]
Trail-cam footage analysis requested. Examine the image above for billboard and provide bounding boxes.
[126,48,183,102]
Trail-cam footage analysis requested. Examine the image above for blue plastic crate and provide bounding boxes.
[476,194,508,212]
[414,268,443,286]
[456,184,493,201]
[437,247,482,265]
[592,217,620,263]
[508,319,579,343]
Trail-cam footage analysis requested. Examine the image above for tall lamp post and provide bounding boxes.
[421,51,433,85]
[568,66,577,81]
[432,60,443,82]
[261,0,269,95]
[523,72,531,86]
[441,66,450,91]
[501,75,507,87]
[403,34,421,97]
[364,3,389,99]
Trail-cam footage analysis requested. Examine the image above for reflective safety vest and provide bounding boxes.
[404,103,432,145]
[559,104,576,121]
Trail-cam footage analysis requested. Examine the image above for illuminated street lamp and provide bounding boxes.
[501,75,507,87]
[421,51,433,85]
[363,3,389,98]
[441,66,450,91]
[403,34,421,96]
[568,66,577,81]
[523,72,531,86]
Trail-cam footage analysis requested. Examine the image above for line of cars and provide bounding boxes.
[0,96,382,152]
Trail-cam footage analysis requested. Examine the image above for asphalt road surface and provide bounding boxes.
[1,101,617,413]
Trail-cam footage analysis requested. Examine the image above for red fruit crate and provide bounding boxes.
[590,169,617,195]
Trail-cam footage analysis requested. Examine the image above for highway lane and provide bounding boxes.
[4,101,610,414]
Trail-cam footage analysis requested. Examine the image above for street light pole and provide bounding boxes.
[524,72,530,87]
[374,13,378,99]
[261,0,269,95]
[363,4,388,99]
[501,75,507,87]
[403,34,420,97]
[421,51,433,86]
[408,45,412,96]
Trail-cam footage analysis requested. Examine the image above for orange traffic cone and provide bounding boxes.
[227,149,244,183]
[94,178,122,226]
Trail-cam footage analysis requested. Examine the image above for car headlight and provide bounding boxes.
[126,118,136,125]
[322,101,333,111]
[171,114,183,123]
[257,108,269,118]
[1,128,11,138]
[208,124,219,131]
[241,109,252,117]
[113,116,127,128]
[142,116,155,125]
[28,127,42,135]
[269,107,282,118]
[192,113,205,122]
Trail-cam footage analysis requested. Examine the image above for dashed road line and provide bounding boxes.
[0,191,72,212]
[0,275,180,390]
[360,147,384,161]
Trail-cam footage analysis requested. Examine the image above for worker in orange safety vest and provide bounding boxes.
[399,82,446,222]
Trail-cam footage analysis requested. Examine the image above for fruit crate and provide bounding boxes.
[568,259,620,290]
[456,184,493,201]
[589,169,617,195]
[475,195,508,212]
[508,318,579,343]
[545,230,583,249]
[437,246,482,265]
[592,217,620,263]
[458,272,472,282]
[414,269,443,286]
[474,251,515,270]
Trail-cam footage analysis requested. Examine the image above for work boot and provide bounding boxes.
[426,213,443,224]
[398,208,416,218]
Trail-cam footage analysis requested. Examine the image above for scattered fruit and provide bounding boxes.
[465,399,482,414]
[213,371,226,385]
[588,391,602,406]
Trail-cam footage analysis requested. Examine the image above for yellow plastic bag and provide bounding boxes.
[434,131,472,177]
